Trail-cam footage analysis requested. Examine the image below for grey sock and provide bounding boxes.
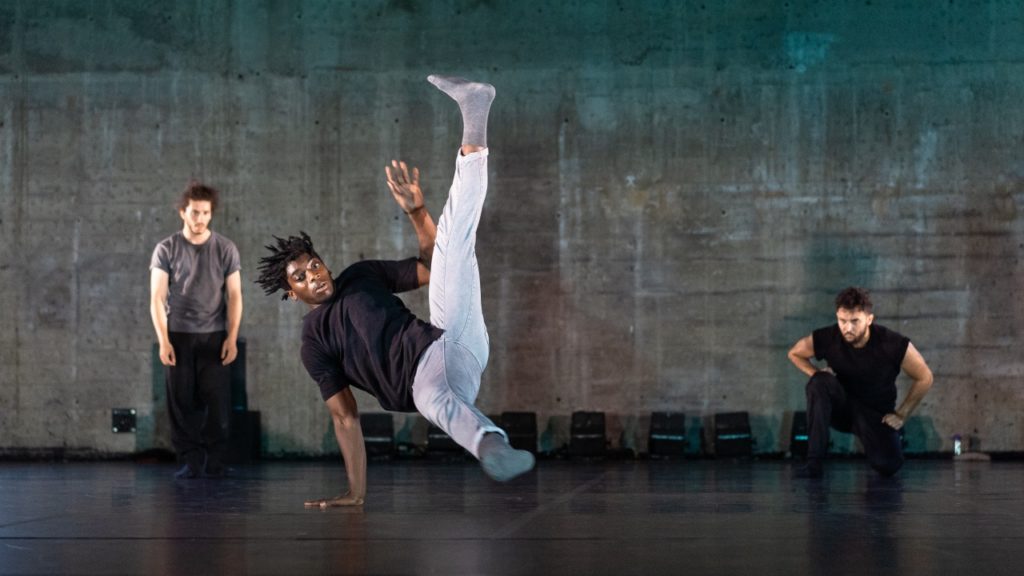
[478,432,507,460]
[479,432,535,482]
[427,74,495,148]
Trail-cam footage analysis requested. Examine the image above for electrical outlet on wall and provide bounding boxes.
[111,409,137,433]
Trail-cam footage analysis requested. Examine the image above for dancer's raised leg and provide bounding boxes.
[412,75,534,481]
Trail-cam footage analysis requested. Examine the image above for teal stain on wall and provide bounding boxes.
[785,32,836,74]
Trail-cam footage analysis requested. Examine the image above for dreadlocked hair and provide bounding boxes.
[256,231,322,300]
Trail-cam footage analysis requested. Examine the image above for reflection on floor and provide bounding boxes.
[0,460,1020,575]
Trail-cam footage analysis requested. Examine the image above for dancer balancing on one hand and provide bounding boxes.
[256,75,534,507]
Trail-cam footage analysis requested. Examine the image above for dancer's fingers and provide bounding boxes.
[387,160,399,183]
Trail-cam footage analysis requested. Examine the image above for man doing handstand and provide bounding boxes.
[256,75,534,507]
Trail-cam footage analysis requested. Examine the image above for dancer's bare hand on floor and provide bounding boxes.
[385,160,424,215]
[304,493,364,508]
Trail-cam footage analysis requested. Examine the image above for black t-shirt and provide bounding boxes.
[812,323,910,414]
[300,258,444,412]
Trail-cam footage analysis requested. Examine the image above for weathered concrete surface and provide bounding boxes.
[1,1,1022,455]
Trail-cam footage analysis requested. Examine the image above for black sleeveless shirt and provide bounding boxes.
[812,323,910,414]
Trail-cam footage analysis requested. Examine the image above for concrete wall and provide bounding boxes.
[1,1,1022,456]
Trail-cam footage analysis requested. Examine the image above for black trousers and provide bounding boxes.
[165,331,231,470]
[805,372,904,476]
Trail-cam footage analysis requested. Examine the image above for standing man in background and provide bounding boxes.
[787,287,933,479]
[150,181,243,479]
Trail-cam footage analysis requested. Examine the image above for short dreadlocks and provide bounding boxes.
[256,231,323,300]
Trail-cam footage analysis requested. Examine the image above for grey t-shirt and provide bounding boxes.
[150,230,241,333]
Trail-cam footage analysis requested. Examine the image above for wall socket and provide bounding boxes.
[111,408,137,433]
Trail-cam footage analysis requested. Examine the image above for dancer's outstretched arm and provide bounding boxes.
[386,159,436,287]
[306,388,366,507]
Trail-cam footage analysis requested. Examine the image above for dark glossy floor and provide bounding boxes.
[0,459,1021,575]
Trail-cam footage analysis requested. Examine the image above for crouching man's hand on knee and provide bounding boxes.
[882,412,905,430]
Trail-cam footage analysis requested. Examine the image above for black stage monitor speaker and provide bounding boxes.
[361,413,395,457]
[714,411,753,457]
[427,424,463,454]
[649,412,687,458]
[790,411,808,459]
[570,411,606,458]
[501,412,538,454]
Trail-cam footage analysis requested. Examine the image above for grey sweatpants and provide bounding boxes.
[411,149,506,458]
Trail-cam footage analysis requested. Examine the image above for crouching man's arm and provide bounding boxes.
[883,343,934,430]
[787,335,832,378]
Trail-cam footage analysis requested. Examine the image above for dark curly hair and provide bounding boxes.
[177,180,219,213]
[256,232,322,299]
[834,286,873,313]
